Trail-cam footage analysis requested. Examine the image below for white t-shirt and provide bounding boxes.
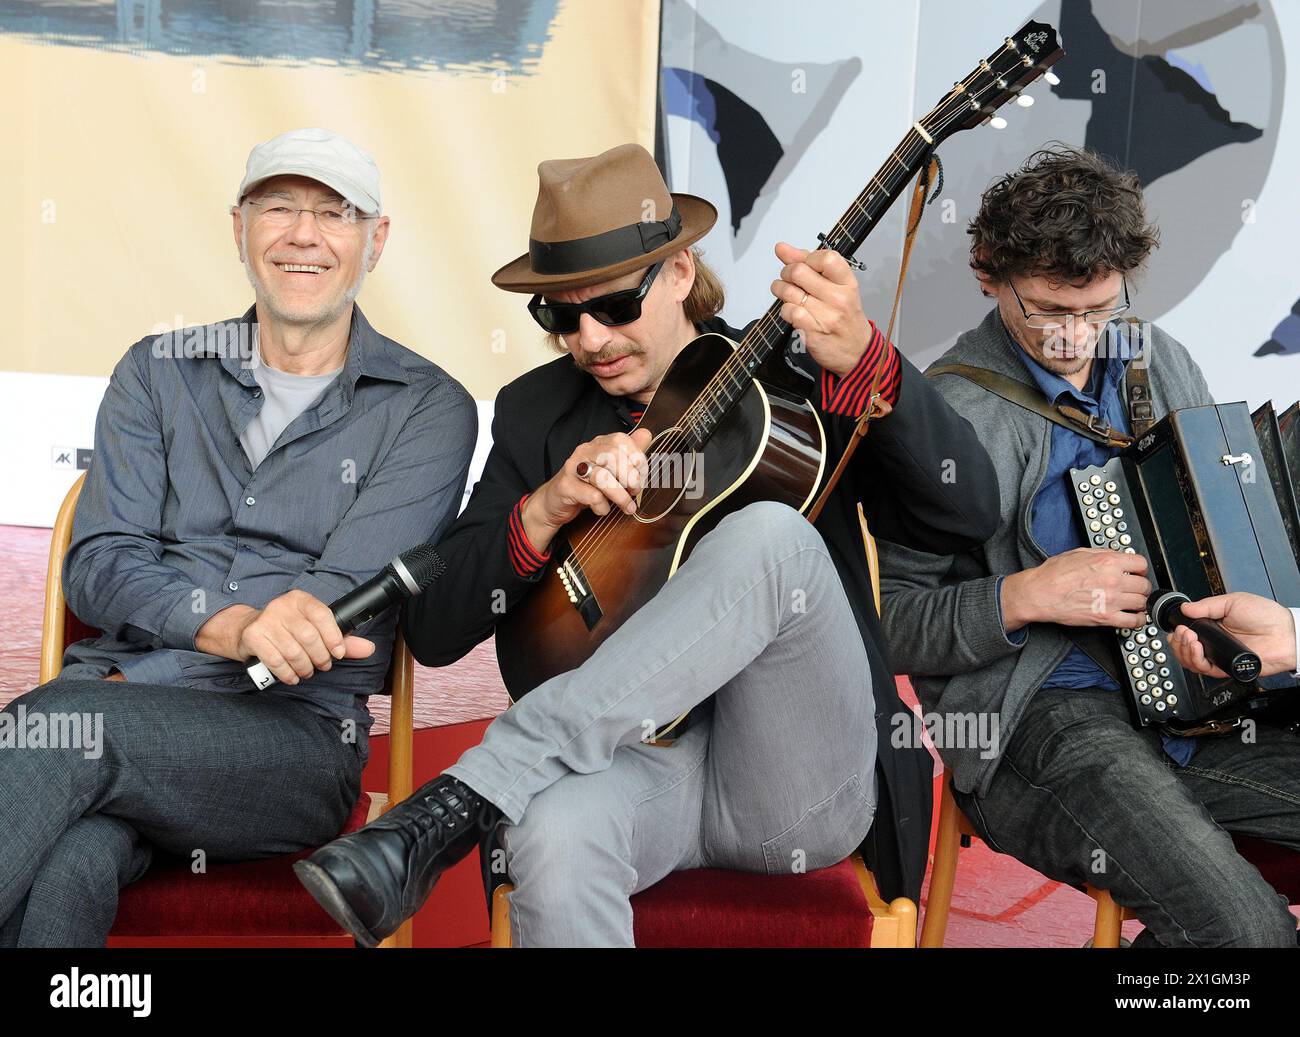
[239,351,343,469]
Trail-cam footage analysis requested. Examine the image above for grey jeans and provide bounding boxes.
[957,685,1300,947]
[0,678,362,946]
[447,501,879,947]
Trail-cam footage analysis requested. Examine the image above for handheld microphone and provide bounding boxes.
[246,543,446,690]
[1147,589,1261,685]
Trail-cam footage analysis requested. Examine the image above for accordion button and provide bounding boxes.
[1167,694,1178,705]
[1127,654,1140,665]
[1108,494,1121,505]
[1136,632,1148,644]
[1114,508,1125,519]
[1093,535,1105,546]
[1119,534,1132,545]
[1105,528,1118,539]
[1141,694,1153,705]
[1124,547,1137,554]
[1136,679,1148,691]
[1101,514,1114,526]
[1117,521,1128,532]
[1151,639,1163,650]
[1090,475,1101,485]
[1090,520,1102,532]
[1155,701,1167,712]
[1156,656,1168,667]
[1078,481,1091,492]
[1132,667,1144,678]
[1086,507,1099,519]
[1105,481,1117,492]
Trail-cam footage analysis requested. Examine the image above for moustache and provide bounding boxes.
[579,347,644,368]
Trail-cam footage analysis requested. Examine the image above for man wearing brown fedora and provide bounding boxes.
[296,143,1000,947]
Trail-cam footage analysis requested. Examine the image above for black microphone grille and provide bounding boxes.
[396,543,447,589]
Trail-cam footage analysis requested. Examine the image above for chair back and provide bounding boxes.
[857,502,881,613]
[40,473,87,684]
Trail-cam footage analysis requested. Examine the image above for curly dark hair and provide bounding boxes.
[969,144,1159,284]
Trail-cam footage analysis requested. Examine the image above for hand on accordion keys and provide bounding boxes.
[1162,591,1299,680]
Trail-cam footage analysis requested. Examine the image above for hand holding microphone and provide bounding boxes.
[1150,589,1273,684]
[244,544,446,690]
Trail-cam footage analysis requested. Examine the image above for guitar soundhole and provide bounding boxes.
[635,427,698,523]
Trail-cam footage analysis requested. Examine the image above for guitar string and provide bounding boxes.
[566,52,1024,567]
[567,42,1027,571]
[566,40,1036,572]
[567,48,1024,571]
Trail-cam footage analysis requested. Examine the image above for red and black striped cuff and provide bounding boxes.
[507,494,551,578]
[819,322,902,419]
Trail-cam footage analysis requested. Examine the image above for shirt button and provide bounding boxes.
[228,581,239,591]
[252,389,262,398]
[245,496,256,506]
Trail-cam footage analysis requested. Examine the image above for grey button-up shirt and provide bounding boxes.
[60,304,477,762]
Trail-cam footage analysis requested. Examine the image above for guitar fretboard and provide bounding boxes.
[681,126,934,448]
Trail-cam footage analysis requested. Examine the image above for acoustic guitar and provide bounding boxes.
[496,20,1065,715]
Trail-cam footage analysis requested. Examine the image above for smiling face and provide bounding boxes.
[232,174,389,327]
[992,268,1126,380]
[548,247,697,402]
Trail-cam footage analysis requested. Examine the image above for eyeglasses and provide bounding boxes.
[247,200,379,233]
[528,261,664,335]
[1010,275,1130,330]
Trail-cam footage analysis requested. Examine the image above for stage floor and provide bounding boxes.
[0,522,1192,948]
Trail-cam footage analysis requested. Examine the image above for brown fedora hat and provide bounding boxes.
[491,143,718,294]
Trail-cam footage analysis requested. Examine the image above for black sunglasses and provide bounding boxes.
[528,261,664,334]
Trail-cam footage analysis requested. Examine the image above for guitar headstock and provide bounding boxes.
[919,20,1064,144]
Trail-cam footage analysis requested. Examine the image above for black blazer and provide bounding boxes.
[404,317,1000,901]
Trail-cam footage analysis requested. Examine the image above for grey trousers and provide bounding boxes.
[957,685,1300,947]
[447,501,879,947]
[0,679,361,946]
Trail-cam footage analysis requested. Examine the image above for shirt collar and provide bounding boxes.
[212,304,411,387]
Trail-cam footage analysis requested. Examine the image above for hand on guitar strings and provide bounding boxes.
[770,242,877,378]
[521,428,654,554]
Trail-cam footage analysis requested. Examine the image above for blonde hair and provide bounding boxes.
[546,247,725,351]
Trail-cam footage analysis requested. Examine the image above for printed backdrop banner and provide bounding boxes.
[662,0,1300,411]
[0,0,660,526]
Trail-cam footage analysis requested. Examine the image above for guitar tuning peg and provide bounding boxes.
[1016,94,1035,107]
[990,116,1008,130]
[1044,71,1060,86]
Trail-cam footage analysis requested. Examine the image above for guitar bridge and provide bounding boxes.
[554,540,602,632]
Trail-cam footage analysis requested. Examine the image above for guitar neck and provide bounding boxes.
[683,126,935,446]
[681,19,1063,448]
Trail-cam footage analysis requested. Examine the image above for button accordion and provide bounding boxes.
[1070,401,1300,729]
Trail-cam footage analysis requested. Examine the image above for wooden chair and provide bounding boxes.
[922,770,1300,948]
[489,504,917,947]
[38,472,415,948]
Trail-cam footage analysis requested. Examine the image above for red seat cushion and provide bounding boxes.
[628,858,874,947]
[111,791,372,937]
[1234,835,1300,903]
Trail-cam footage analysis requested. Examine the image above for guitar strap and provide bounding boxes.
[806,154,940,524]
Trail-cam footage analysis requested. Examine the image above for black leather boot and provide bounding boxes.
[294,775,500,947]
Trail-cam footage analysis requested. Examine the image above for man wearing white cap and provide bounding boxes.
[0,129,477,946]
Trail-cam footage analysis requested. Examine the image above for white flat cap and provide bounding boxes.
[236,128,382,214]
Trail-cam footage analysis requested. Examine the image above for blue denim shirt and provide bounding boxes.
[59,305,477,762]
[999,320,1194,764]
